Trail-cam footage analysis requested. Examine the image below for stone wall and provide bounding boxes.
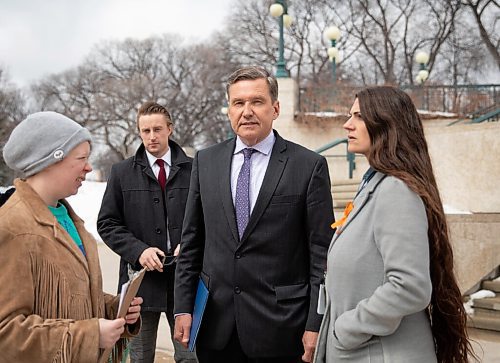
[448,214,500,293]
[426,122,500,213]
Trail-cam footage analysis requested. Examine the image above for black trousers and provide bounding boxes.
[196,327,302,363]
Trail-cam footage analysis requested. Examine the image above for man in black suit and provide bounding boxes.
[174,66,334,363]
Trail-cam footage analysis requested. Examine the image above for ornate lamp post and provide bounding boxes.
[415,51,430,109]
[325,26,341,83]
[270,1,292,78]
[415,51,429,85]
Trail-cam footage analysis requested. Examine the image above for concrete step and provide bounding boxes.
[334,191,357,200]
[473,307,500,319]
[472,296,500,311]
[332,186,358,194]
[334,178,360,185]
[483,280,500,293]
[333,209,345,221]
[332,179,360,217]
[333,198,352,209]
[467,314,500,332]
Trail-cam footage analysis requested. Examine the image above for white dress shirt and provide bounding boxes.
[145,148,172,251]
[146,148,172,180]
[231,131,275,214]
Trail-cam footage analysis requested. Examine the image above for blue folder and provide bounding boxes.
[188,277,209,352]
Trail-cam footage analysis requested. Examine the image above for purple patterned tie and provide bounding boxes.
[235,148,256,239]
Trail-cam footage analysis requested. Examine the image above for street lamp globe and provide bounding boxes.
[283,14,293,28]
[269,3,284,17]
[327,47,339,62]
[418,69,429,82]
[325,26,341,41]
[415,51,429,65]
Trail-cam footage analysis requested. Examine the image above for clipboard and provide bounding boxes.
[99,267,146,363]
[116,268,146,317]
[188,277,209,352]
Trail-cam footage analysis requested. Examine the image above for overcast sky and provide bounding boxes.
[0,0,233,87]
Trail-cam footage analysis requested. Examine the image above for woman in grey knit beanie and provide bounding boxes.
[0,111,142,362]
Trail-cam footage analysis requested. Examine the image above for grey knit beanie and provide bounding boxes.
[3,111,92,177]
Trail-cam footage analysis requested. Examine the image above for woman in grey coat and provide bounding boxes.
[314,87,475,363]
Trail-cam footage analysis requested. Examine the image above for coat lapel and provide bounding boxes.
[14,180,91,273]
[239,134,288,245]
[142,164,157,183]
[134,146,159,184]
[66,201,102,316]
[168,165,180,183]
[218,139,240,244]
[167,140,191,184]
[329,172,386,251]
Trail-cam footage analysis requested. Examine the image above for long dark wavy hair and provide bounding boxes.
[356,86,475,363]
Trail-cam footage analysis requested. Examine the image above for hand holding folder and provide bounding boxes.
[188,277,209,352]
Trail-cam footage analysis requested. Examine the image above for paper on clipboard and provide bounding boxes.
[118,281,130,312]
[116,267,146,318]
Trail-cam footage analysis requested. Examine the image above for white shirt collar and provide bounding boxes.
[145,148,171,168]
[234,131,275,156]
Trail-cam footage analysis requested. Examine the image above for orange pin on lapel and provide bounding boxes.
[331,201,353,233]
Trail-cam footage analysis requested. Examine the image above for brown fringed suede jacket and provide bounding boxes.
[0,179,137,362]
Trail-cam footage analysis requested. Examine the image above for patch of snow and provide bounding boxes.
[469,289,496,300]
[304,111,345,117]
[443,204,472,214]
[417,109,458,117]
[67,181,107,242]
[463,300,474,315]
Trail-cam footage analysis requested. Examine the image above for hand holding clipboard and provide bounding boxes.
[98,268,146,363]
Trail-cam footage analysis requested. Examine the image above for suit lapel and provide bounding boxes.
[218,139,240,244]
[329,172,386,251]
[239,134,288,245]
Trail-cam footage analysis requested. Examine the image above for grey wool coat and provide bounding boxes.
[314,172,437,363]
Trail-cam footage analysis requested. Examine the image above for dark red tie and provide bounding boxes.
[155,159,167,191]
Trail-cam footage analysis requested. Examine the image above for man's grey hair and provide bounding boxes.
[226,66,279,102]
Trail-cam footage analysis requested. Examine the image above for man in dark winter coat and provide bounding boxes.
[98,101,196,363]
